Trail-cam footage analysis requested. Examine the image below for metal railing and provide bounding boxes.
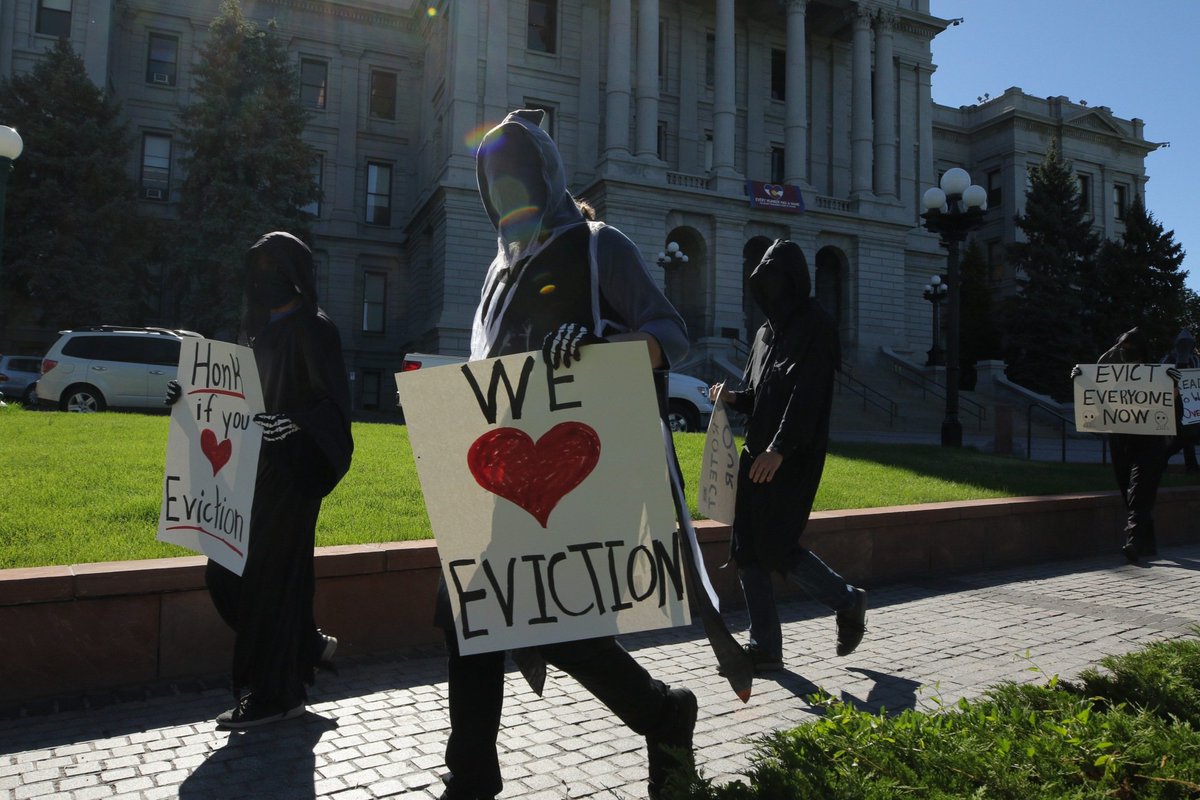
[1024,400,1107,463]
[835,362,898,426]
[882,350,987,429]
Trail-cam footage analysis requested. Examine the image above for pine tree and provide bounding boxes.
[173,0,319,337]
[0,40,153,336]
[958,240,1001,390]
[1094,195,1187,358]
[1003,142,1101,401]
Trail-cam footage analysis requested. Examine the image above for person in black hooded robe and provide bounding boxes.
[1074,328,1170,564]
[710,240,868,671]
[170,231,354,728]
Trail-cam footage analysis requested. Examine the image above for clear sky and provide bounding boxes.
[928,0,1199,290]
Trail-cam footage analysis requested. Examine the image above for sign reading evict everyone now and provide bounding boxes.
[396,342,689,656]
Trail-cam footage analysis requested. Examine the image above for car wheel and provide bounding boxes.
[61,384,106,413]
[23,383,37,406]
[667,400,700,433]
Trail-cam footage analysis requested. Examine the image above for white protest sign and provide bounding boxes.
[698,384,739,525]
[396,342,689,656]
[1073,363,1175,435]
[1178,369,1200,427]
[158,339,264,575]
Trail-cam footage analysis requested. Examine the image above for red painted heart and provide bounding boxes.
[467,422,602,528]
[200,428,233,477]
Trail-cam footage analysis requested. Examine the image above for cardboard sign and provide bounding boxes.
[1073,363,1175,435]
[1178,368,1200,427]
[698,384,739,525]
[158,339,264,575]
[396,342,689,656]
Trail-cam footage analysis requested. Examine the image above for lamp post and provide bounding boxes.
[921,167,986,447]
[656,240,688,268]
[922,275,947,366]
[0,125,24,352]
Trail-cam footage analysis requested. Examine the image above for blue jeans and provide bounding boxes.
[739,549,854,657]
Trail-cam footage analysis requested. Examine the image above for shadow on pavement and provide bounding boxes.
[178,713,338,800]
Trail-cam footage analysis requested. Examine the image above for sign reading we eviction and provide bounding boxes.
[1073,363,1175,436]
[1177,368,1200,427]
[397,342,689,656]
[158,339,264,576]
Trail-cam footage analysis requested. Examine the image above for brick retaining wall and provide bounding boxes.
[3,488,1198,708]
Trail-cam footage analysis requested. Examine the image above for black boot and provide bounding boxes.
[647,687,698,800]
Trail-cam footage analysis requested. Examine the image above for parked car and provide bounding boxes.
[399,351,715,432]
[38,326,203,412]
[0,354,42,404]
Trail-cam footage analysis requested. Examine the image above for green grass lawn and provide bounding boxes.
[1,403,1191,569]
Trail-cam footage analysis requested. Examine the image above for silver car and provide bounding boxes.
[0,354,42,404]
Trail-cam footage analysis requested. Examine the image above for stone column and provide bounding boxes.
[605,0,632,156]
[916,63,935,202]
[850,3,874,196]
[483,0,509,125]
[713,0,736,174]
[872,10,896,197]
[784,0,809,186]
[635,0,660,158]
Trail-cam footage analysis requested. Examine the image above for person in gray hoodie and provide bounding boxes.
[1161,328,1200,472]
[435,109,697,800]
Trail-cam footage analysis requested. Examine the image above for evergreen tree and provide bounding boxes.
[1003,142,1101,401]
[958,239,1001,390]
[1094,195,1187,357]
[174,0,319,337]
[0,40,153,335]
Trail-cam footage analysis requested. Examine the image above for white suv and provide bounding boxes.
[38,326,203,412]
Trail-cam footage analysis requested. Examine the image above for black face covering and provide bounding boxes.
[247,268,299,310]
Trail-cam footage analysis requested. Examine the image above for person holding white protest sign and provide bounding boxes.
[434,109,700,800]
[1073,327,1171,564]
[1161,329,1200,472]
[710,239,867,671]
[168,231,353,728]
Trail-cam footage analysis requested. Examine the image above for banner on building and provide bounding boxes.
[158,339,264,575]
[698,384,739,526]
[1073,363,1175,435]
[397,343,689,656]
[746,180,805,213]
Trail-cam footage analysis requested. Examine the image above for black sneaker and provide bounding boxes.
[836,588,868,657]
[1122,544,1139,564]
[215,694,304,730]
[719,644,783,675]
[317,632,338,666]
[647,687,698,800]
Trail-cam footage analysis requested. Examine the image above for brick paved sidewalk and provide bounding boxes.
[3,544,1198,800]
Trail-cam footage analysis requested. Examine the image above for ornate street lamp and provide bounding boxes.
[922,274,948,366]
[656,240,688,268]
[0,125,24,351]
[921,167,986,447]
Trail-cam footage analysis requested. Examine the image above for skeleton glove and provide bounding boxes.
[541,323,607,369]
[253,413,301,442]
[164,379,182,406]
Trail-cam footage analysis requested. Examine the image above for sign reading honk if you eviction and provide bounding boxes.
[396,342,690,656]
[158,339,264,576]
[1073,363,1175,435]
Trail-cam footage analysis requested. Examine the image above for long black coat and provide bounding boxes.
[726,240,839,571]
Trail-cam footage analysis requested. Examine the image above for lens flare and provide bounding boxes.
[465,122,497,153]
[427,7,437,17]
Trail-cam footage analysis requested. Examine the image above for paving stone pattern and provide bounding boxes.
[2,545,1198,799]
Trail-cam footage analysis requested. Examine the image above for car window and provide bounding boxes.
[141,338,182,366]
[10,358,40,372]
[61,336,114,360]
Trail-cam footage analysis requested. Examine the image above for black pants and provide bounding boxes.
[1110,434,1166,556]
[443,631,669,798]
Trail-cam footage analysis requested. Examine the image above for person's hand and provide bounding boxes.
[541,323,607,369]
[164,380,182,406]
[748,449,783,483]
[1167,367,1182,382]
[253,413,301,442]
[1070,365,1082,380]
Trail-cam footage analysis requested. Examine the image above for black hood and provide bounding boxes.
[241,231,318,339]
[749,239,811,331]
[1100,327,1152,364]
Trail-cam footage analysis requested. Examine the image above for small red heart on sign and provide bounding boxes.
[467,422,602,528]
[200,428,233,477]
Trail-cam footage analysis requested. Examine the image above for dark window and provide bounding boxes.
[9,358,40,373]
[140,134,171,201]
[146,33,179,86]
[658,18,667,78]
[362,272,386,332]
[986,169,1002,208]
[987,239,1003,283]
[138,338,182,366]
[527,0,557,53]
[37,0,71,38]
[657,123,667,161]
[301,155,322,217]
[704,132,713,171]
[300,58,328,110]
[1114,184,1128,221]
[705,33,715,87]
[360,370,382,410]
[770,48,786,101]
[525,104,554,138]
[770,146,785,184]
[1077,174,1091,217]
[369,70,397,120]
[366,162,392,226]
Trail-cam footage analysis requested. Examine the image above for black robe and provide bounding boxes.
[207,232,354,708]
[726,240,839,570]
